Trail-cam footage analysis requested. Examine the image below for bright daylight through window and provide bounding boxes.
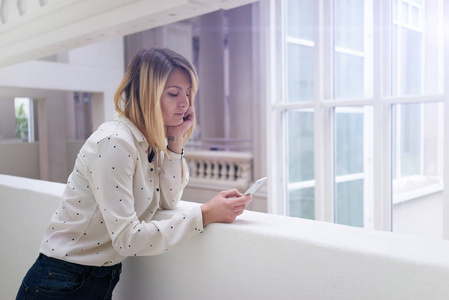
[275,0,445,238]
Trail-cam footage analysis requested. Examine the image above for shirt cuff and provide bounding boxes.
[167,147,184,159]
[193,205,204,233]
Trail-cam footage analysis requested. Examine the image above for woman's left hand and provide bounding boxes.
[166,106,195,154]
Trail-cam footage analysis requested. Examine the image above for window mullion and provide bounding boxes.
[314,0,334,223]
[265,0,286,215]
[372,0,393,231]
[443,0,449,240]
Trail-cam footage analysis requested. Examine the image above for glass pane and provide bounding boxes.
[335,0,364,51]
[334,53,364,99]
[336,179,364,227]
[392,26,422,95]
[286,43,314,102]
[392,104,421,178]
[335,107,372,228]
[411,6,419,28]
[335,108,364,176]
[334,0,372,100]
[289,187,314,220]
[393,0,399,21]
[286,0,314,41]
[286,110,314,219]
[14,98,32,142]
[400,2,409,23]
[393,1,443,95]
[392,102,444,239]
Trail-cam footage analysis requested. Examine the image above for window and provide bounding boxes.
[73,92,93,140]
[268,0,446,238]
[14,97,36,143]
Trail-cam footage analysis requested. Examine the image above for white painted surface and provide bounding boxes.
[0,37,124,182]
[2,174,449,300]
[0,142,40,179]
[0,0,258,68]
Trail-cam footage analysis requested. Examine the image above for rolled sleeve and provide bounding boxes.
[159,149,189,210]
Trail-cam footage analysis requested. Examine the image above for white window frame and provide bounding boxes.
[261,0,449,236]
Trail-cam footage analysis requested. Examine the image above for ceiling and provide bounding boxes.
[0,0,257,69]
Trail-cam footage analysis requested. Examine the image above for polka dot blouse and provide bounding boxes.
[40,112,204,266]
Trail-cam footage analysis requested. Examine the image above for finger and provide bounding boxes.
[234,209,244,216]
[232,195,251,206]
[184,106,195,120]
[234,204,245,210]
[186,106,194,115]
[221,189,242,198]
[182,113,195,126]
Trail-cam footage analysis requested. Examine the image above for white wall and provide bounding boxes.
[0,175,63,300]
[0,143,40,179]
[0,97,16,139]
[0,37,124,183]
[3,174,449,300]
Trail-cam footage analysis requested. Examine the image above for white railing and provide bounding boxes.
[3,174,449,300]
[185,150,253,190]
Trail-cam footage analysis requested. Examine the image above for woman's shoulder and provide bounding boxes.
[88,120,136,147]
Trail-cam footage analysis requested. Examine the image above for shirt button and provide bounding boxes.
[150,168,154,172]
[156,188,160,192]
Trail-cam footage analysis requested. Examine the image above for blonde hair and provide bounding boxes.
[114,48,198,155]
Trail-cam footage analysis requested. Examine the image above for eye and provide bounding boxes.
[168,92,178,97]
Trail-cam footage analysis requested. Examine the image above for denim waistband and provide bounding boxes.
[38,253,121,276]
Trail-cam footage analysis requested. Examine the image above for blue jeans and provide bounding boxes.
[16,254,122,300]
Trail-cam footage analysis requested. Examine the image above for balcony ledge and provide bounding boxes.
[2,174,449,300]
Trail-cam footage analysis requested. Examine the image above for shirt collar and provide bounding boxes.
[114,111,149,148]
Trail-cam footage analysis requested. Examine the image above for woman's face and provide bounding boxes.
[160,68,191,127]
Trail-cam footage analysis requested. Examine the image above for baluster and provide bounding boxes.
[229,162,236,181]
[210,161,215,179]
[224,162,230,180]
[212,160,219,179]
[218,161,225,179]
[198,160,205,178]
[237,162,249,181]
[235,162,243,180]
[205,161,212,179]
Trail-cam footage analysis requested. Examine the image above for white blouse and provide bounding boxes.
[40,113,204,267]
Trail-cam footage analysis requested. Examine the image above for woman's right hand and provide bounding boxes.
[201,189,252,226]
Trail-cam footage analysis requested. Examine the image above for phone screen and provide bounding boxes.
[244,177,267,195]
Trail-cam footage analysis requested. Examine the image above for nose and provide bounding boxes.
[179,95,189,108]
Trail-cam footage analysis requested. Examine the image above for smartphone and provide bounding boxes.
[244,177,267,195]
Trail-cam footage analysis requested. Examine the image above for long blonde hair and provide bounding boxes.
[114,48,198,155]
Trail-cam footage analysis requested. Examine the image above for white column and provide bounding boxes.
[198,10,226,140]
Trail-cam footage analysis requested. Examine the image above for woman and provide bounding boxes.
[16,48,252,300]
